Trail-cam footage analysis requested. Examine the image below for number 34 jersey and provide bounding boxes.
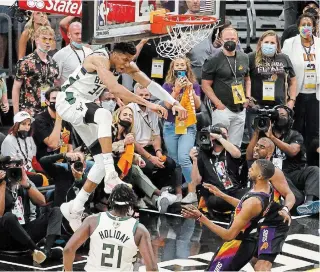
[61,49,119,102]
[85,212,139,272]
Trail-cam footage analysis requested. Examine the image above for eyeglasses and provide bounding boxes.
[41,37,54,43]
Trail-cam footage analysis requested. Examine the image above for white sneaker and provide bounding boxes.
[157,191,177,214]
[104,170,125,194]
[181,192,198,204]
[60,200,84,232]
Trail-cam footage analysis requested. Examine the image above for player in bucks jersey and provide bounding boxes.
[57,43,187,231]
[63,184,158,272]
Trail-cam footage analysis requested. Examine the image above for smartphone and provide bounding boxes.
[175,70,186,78]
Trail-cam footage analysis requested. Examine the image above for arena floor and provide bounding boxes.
[0,210,319,271]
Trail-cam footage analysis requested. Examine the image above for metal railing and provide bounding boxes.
[246,0,257,50]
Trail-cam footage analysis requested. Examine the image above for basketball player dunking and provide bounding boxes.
[63,184,158,271]
[57,43,187,231]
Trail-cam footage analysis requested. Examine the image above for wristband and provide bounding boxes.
[196,214,202,221]
[282,206,289,213]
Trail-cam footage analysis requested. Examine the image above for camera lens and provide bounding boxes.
[74,161,84,172]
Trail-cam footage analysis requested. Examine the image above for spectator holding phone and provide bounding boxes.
[162,57,201,197]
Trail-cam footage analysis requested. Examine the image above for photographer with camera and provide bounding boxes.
[181,124,246,212]
[39,151,88,207]
[0,156,63,264]
[248,105,319,215]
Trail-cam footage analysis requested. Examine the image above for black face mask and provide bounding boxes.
[223,41,236,52]
[17,130,29,139]
[49,102,56,112]
[119,119,131,129]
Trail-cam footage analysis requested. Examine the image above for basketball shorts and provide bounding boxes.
[56,91,101,147]
[255,223,290,263]
[207,238,257,271]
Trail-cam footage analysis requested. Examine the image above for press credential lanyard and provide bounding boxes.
[225,54,238,83]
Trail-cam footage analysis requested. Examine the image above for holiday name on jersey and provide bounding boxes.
[99,229,130,243]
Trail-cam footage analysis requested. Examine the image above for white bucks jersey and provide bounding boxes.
[85,212,139,272]
[61,48,119,101]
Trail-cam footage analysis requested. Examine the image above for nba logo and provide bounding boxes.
[98,0,107,27]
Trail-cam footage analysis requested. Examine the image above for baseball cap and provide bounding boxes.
[13,111,34,124]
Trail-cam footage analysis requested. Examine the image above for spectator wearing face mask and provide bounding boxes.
[12,26,59,117]
[247,30,297,138]
[100,90,125,114]
[1,111,48,188]
[281,2,319,47]
[53,22,92,86]
[18,11,56,59]
[162,57,201,197]
[263,106,319,215]
[0,164,63,264]
[111,107,177,213]
[128,84,177,194]
[202,28,251,147]
[184,124,245,212]
[282,13,320,149]
[33,87,73,163]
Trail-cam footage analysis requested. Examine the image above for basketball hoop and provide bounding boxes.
[151,14,219,60]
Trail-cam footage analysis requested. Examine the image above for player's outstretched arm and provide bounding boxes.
[182,198,262,241]
[203,183,240,208]
[126,62,187,120]
[63,215,96,271]
[135,224,159,272]
[88,56,168,118]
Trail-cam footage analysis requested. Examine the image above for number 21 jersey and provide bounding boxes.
[85,212,139,271]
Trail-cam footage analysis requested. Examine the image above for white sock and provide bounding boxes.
[72,188,90,212]
[102,153,116,173]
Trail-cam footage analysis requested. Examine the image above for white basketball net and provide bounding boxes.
[156,19,219,60]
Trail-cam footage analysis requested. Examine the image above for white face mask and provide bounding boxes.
[102,100,117,113]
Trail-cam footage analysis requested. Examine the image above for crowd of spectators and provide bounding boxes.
[0,0,319,264]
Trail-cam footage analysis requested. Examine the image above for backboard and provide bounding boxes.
[82,0,225,44]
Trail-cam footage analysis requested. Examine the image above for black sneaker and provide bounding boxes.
[49,247,63,260]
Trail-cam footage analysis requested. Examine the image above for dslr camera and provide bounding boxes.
[66,157,84,172]
[253,108,279,132]
[0,156,23,184]
[197,125,227,151]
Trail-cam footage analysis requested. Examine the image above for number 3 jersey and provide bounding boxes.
[85,212,139,272]
[61,48,119,102]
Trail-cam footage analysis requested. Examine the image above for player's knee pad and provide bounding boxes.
[94,108,112,138]
[87,154,105,184]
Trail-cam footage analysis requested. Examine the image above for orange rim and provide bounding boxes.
[163,14,217,25]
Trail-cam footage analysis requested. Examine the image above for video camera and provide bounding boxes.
[253,108,279,132]
[0,156,23,184]
[196,125,227,151]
